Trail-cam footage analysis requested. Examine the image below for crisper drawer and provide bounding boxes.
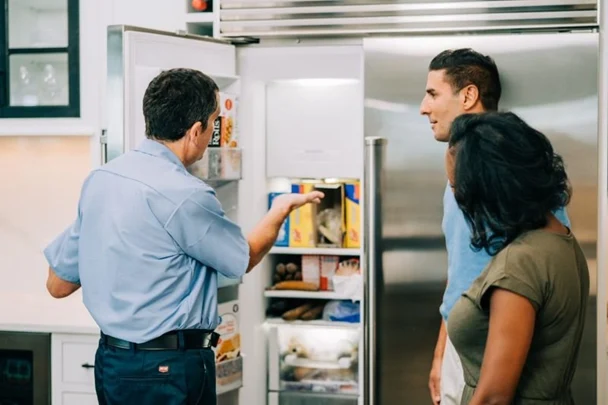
[268,391,358,405]
[267,322,360,396]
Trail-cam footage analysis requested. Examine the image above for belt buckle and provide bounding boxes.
[205,332,220,348]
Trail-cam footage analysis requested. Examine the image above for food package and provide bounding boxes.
[214,300,243,391]
[289,183,316,247]
[333,259,362,299]
[214,300,240,363]
[344,182,361,248]
[319,256,339,291]
[313,183,345,247]
[269,193,290,247]
[208,92,238,148]
[301,255,321,288]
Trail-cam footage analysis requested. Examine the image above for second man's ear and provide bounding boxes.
[461,84,480,111]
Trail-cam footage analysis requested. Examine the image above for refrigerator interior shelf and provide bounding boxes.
[188,147,242,182]
[283,354,353,370]
[269,247,360,256]
[279,380,359,395]
[264,290,361,301]
[265,318,360,329]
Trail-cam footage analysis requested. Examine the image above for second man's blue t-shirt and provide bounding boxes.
[440,183,571,321]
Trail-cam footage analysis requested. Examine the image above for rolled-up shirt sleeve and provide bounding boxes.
[43,217,82,284]
[165,188,249,279]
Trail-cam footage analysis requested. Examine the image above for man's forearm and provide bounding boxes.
[434,319,448,360]
[46,267,81,298]
[245,206,289,272]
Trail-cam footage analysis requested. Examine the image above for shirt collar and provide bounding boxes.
[135,139,185,169]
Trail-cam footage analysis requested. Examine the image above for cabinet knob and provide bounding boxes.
[81,363,95,369]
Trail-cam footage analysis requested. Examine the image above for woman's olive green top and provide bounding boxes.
[448,230,589,405]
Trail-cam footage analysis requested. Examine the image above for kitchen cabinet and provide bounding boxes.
[51,333,99,404]
[0,0,80,118]
[62,392,99,405]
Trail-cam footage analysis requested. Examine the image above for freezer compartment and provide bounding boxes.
[267,323,360,395]
[268,391,358,405]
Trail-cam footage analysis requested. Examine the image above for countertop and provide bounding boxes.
[0,291,99,335]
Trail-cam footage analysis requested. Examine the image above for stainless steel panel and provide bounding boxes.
[219,1,597,38]
[596,0,608,401]
[364,32,598,403]
[363,137,387,405]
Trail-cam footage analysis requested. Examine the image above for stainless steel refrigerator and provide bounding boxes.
[363,32,600,404]
[104,23,603,405]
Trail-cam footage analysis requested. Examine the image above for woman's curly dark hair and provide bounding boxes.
[448,111,571,256]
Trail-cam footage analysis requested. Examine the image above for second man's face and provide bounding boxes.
[420,69,466,143]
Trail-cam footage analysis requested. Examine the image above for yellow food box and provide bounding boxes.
[289,183,316,247]
[344,181,361,248]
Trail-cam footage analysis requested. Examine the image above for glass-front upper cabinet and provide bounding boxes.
[0,0,79,118]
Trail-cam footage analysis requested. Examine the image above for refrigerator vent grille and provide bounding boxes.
[219,0,598,38]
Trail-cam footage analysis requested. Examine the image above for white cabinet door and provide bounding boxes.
[62,392,99,405]
[52,334,100,405]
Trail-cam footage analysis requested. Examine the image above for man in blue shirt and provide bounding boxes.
[419,50,569,405]
[44,68,323,405]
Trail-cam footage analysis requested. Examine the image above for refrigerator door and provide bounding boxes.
[363,32,599,404]
[105,25,243,289]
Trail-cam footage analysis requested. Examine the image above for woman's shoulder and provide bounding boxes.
[488,229,576,275]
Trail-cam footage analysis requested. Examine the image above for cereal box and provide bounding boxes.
[209,92,238,148]
[289,183,316,247]
[344,182,361,248]
[214,300,243,393]
[269,192,290,247]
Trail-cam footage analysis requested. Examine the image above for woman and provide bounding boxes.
[445,111,589,405]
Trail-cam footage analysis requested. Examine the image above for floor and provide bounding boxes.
[379,283,598,404]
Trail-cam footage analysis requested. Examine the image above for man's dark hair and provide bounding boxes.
[430,48,501,111]
[143,68,219,142]
[449,111,571,256]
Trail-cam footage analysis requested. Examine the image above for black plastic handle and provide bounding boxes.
[81,363,95,369]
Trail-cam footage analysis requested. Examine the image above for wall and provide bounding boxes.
[0,136,91,295]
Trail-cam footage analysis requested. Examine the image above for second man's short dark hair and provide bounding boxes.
[143,68,219,142]
[430,48,501,111]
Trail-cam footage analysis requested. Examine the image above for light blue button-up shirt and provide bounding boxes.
[439,183,570,321]
[44,139,249,343]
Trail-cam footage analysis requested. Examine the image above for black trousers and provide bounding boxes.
[94,339,217,405]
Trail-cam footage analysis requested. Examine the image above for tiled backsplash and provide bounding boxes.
[0,136,91,294]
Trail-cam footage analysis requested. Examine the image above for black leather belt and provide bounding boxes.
[102,330,220,351]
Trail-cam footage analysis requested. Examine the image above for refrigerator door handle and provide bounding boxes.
[597,3,608,401]
[363,136,387,405]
